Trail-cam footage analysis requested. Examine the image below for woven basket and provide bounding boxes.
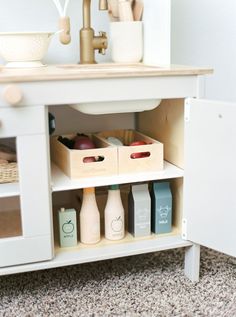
[0,163,18,184]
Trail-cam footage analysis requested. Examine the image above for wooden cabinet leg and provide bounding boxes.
[184,243,200,282]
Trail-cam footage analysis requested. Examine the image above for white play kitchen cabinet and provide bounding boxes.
[1,64,235,282]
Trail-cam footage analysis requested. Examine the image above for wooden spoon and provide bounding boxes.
[132,0,144,21]
[108,0,119,18]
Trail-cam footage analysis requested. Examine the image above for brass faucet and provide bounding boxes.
[80,0,108,64]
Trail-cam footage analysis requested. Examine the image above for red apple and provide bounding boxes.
[129,140,147,146]
[129,140,148,159]
[73,137,95,150]
[130,152,143,159]
[141,152,150,158]
[83,156,96,163]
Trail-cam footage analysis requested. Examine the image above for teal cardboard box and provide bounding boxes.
[151,182,172,234]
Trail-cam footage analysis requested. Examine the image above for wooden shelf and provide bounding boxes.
[53,230,189,265]
[55,227,181,250]
[0,182,20,198]
[51,161,184,192]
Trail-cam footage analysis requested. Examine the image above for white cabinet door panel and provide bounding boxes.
[0,106,46,138]
[184,98,236,257]
[0,235,52,268]
[0,106,53,267]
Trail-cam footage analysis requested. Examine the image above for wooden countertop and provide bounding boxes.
[0,63,213,83]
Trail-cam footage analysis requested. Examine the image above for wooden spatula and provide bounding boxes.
[118,0,134,21]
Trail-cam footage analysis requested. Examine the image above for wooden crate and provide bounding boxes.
[50,134,118,179]
[96,129,163,174]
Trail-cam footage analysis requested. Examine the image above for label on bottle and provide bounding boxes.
[135,207,150,234]
[151,182,172,234]
[108,215,124,239]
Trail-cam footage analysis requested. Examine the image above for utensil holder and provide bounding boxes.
[110,21,143,63]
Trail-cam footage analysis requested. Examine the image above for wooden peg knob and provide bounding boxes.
[3,85,23,106]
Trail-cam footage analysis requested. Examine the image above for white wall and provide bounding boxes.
[0,0,111,64]
[172,0,236,102]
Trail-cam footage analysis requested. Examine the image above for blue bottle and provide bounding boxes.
[151,182,172,234]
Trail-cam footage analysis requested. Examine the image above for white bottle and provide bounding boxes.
[105,185,125,240]
[80,187,101,244]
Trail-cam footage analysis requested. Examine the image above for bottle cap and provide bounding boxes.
[83,187,95,194]
[110,184,119,190]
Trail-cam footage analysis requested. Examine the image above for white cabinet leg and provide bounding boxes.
[184,244,200,282]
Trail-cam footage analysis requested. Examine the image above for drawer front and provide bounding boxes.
[0,235,53,268]
[0,106,46,138]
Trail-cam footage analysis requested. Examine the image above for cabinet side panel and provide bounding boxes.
[137,99,184,168]
[171,178,183,232]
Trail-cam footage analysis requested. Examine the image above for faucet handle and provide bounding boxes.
[99,31,107,38]
[99,47,106,55]
[98,31,107,55]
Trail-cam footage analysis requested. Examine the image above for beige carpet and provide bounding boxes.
[0,247,235,317]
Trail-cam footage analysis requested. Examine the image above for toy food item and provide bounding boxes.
[107,136,123,146]
[129,140,147,146]
[73,136,95,150]
[129,140,150,159]
[58,136,75,149]
[58,134,96,162]
[74,134,96,162]
[83,156,96,163]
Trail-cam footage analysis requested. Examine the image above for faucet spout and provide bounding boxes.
[80,0,108,64]
[83,0,91,29]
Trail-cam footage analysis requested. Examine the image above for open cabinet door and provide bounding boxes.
[183,98,236,257]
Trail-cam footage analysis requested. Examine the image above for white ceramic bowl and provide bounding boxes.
[0,32,54,68]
